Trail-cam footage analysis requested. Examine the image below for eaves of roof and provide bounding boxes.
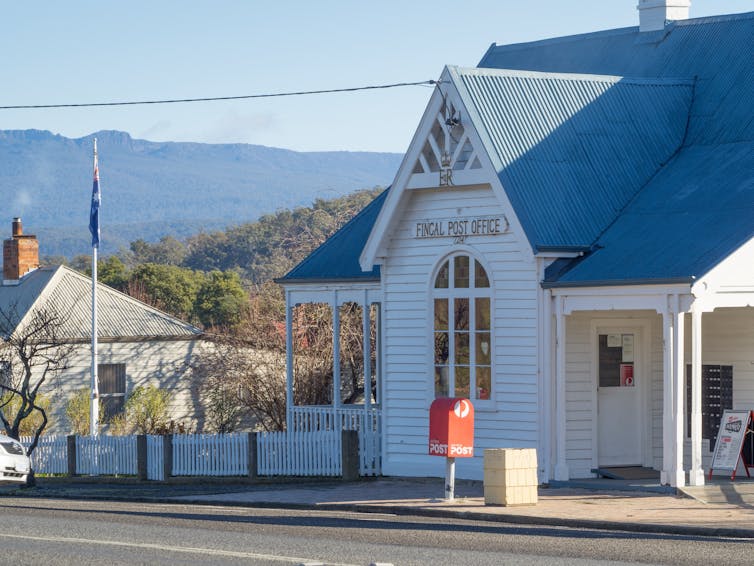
[276,188,388,284]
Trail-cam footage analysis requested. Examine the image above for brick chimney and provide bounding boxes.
[3,218,39,283]
[638,0,691,32]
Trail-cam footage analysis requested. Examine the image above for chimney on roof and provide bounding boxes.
[638,0,691,32]
[3,218,39,284]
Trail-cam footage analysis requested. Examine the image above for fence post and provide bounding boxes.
[137,435,147,481]
[341,430,359,481]
[67,435,77,477]
[247,432,258,481]
[162,434,173,481]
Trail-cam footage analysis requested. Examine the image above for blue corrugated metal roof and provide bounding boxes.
[481,12,754,285]
[278,188,387,283]
[546,141,754,286]
[290,12,753,287]
[451,67,693,250]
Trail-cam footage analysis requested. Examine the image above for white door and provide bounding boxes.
[597,331,642,466]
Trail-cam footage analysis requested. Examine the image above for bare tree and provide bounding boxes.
[0,304,73,456]
[190,338,246,433]
[190,286,377,433]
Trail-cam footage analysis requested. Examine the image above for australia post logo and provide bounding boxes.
[428,398,475,458]
[453,399,471,418]
[428,442,473,457]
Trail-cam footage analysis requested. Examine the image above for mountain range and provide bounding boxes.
[0,129,402,258]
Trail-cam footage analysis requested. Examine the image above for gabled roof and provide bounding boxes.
[0,266,201,340]
[288,11,754,288]
[277,188,387,284]
[479,11,754,286]
[545,140,754,287]
[478,12,754,149]
[450,66,693,251]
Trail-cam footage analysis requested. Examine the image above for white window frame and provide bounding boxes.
[430,251,493,406]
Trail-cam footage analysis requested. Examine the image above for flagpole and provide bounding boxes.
[90,138,100,437]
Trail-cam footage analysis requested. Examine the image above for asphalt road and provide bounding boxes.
[0,498,750,565]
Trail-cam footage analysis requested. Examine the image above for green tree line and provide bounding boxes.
[49,187,384,329]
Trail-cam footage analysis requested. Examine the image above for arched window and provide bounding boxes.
[433,254,491,401]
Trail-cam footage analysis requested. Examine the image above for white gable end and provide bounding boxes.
[360,66,534,272]
[694,236,754,309]
[408,94,484,188]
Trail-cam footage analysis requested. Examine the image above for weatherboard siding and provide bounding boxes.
[380,185,539,480]
[43,339,203,435]
[564,311,663,478]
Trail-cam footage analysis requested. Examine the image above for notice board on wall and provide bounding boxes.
[709,410,753,479]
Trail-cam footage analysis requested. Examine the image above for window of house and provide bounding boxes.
[98,363,126,421]
[433,254,491,401]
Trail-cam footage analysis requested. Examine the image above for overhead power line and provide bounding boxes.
[0,80,438,110]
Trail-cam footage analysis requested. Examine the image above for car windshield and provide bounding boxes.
[0,440,24,455]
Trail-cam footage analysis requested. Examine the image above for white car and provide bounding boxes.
[0,434,31,484]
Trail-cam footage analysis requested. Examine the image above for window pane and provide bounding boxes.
[101,396,125,422]
[455,333,470,364]
[435,367,449,397]
[474,260,490,288]
[476,332,491,365]
[454,298,469,330]
[454,256,469,288]
[476,367,491,400]
[475,297,490,330]
[434,260,449,289]
[434,299,448,330]
[598,334,622,387]
[434,332,449,364]
[98,364,126,395]
[455,367,470,398]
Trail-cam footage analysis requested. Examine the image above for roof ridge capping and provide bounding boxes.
[451,65,694,86]
[478,10,754,65]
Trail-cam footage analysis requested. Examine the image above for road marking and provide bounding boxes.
[0,532,357,565]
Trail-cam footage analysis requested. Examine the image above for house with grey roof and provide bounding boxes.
[279,2,754,488]
[0,219,204,434]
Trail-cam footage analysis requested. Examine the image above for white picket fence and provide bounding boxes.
[258,430,341,476]
[21,435,68,475]
[20,423,380,479]
[76,435,137,476]
[289,405,381,476]
[147,435,164,481]
[172,433,249,476]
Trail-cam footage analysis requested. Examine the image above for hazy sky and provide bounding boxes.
[2,1,751,152]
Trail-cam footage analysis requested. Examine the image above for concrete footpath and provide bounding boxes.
[3,477,754,538]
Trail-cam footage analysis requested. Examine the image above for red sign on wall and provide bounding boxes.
[429,398,474,458]
[620,363,634,387]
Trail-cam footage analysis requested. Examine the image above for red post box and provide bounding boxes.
[429,398,475,458]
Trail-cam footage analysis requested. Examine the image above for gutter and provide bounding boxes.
[542,276,694,289]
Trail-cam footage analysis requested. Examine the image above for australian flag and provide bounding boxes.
[89,148,100,248]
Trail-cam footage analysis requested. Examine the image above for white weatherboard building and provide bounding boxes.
[0,220,204,433]
[278,3,754,487]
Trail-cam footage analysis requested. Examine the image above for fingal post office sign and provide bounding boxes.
[414,215,508,243]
